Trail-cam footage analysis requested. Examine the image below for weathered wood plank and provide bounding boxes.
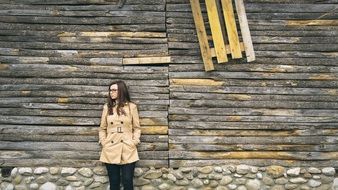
[253,36,338,44]
[169,48,338,59]
[123,56,171,65]
[170,159,338,168]
[235,0,255,61]
[0,30,167,37]
[189,0,214,71]
[0,141,168,151]
[0,125,168,135]
[5,150,336,161]
[0,16,165,24]
[205,0,228,63]
[169,72,338,81]
[0,23,166,31]
[0,41,168,50]
[221,0,242,58]
[0,0,118,4]
[169,151,338,160]
[0,108,167,119]
[256,51,338,59]
[0,90,169,98]
[167,3,338,13]
[0,101,169,109]
[142,126,168,135]
[287,20,338,26]
[168,0,338,3]
[0,84,169,93]
[170,92,338,102]
[169,78,338,88]
[169,100,338,109]
[170,86,338,96]
[0,134,168,142]
[0,0,165,4]
[169,129,338,136]
[170,144,338,151]
[0,69,170,79]
[170,114,338,123]
[170,57,338,66]
[0,49,168,58]
[0,10,165,17]
[167,11,338,20]
[170,121,338,130]
[0,125,98,135]
[0,159,168,168]
[169,108,338,117]
[167,14,338,25]
[169,136,338,144]
[0,115,168,126]
[0,4,165,11]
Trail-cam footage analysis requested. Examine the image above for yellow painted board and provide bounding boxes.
[287,20,338,26]
[123,56,171,65]
[205,0,228,63]
[221,0,242,59]
[235,0,255,62]
[190,0,215,71]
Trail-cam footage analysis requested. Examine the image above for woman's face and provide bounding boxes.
[110,84,118,100]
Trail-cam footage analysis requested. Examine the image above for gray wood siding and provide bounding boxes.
[0,0,337,168]
[167,0,338,167]
[0,0,169,167]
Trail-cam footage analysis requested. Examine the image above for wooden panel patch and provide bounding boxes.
[190,0,255,71]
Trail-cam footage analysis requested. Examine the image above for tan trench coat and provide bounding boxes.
[98,102,141,164]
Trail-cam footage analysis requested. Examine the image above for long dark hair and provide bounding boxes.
[106,80,131,116]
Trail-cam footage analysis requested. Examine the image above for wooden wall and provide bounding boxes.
[0,0,337,168]
[167,0,338,167]
[0,0,169,167]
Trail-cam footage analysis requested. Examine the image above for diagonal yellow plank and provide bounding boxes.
[190,0,215,71]
[205,0,228,63]
[221,0,242,59]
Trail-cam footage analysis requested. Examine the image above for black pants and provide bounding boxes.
[105,162,136,190]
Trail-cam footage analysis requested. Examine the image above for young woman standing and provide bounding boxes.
[98,80,141,190]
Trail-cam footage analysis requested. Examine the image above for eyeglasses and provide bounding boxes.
[110,89,118,92]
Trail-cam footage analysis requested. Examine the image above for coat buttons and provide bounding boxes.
[110,122,113,124]
[121,121,123,124]
[111,141,114,143]
[120,140,123,142]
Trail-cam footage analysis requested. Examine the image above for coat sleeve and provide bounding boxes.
[98,103,108,145]
[131,103,141,145]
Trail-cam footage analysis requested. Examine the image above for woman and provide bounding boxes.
[98,80,141,190]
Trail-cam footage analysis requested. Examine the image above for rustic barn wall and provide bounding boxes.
[0,0,169,167]
[0,0,337,170]
[167,0,338,167]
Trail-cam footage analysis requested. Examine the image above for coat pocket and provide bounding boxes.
[123,139,136,149]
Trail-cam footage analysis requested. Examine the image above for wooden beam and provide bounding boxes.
[235,0,255,62]
[287,20,338,26]
[205,0,228,63]
[190,0,214,71]
[122,56,171,65]
[221,0,242,59]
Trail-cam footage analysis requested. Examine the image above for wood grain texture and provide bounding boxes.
[190,0,214,71]
[1,0,338,168]
[167,0,338,167]
[205,0,228,63]
[221,0,242,58]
